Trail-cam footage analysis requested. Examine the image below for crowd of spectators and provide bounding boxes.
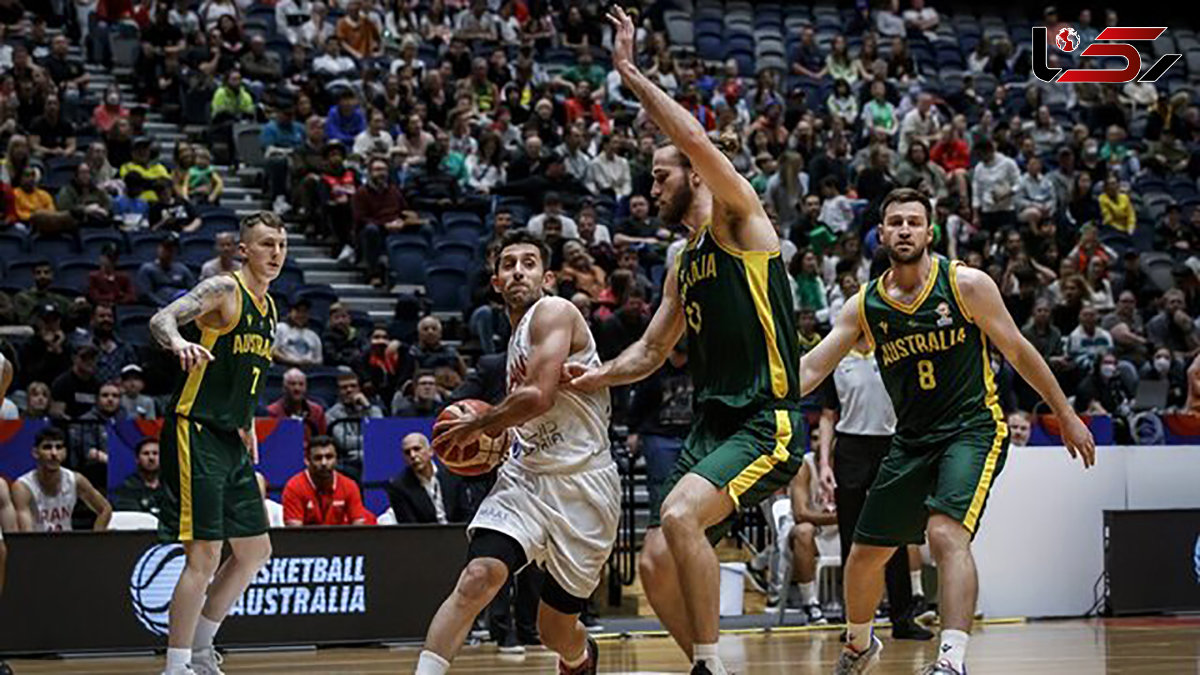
[1,0,1200,526]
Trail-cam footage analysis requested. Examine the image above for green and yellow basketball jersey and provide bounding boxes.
[676,221,800,409]
[860,257,1004,447]
[169,272,277,431]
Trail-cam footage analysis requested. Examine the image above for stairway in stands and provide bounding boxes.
[90,61,398,324]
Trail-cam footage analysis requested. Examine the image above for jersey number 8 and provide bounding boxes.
[917,360,937,390]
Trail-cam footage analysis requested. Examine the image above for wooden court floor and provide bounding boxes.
[6,618,1199,674]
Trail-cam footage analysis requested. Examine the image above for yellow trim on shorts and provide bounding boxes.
[963,332,1009,532]
[177,419,194,541]
[727,410,793,507]
[878,256,940,314]
[174,327,222,417]
[948,260,974,323]
[742,252,789,399]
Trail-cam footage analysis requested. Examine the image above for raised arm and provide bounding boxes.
[434,296,583,451]
[607,7,761,219]
[799,293,865,397]
[149,275,239,371]
[568,262,685,392]
[75,473,113,531]
[957,265,1095,467]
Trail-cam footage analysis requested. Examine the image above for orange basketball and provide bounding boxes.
[435,399,512,476]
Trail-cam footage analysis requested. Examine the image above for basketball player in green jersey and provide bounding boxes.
[149,212,287,675]
[799,189,1096,675]
[567,9,803,674]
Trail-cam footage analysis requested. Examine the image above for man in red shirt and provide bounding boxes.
[282,436,373,526]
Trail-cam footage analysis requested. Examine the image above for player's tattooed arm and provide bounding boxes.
[150,275,238,370]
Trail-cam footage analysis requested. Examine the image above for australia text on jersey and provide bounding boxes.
[677,251,717,299]
[877,326,969,368]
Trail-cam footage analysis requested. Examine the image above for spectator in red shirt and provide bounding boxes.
[267,368,328,441]
[929,122,970,202]
[87,244,137,306]
[319,141,360,265]
[562,80,610,135]
[282,436,373,526]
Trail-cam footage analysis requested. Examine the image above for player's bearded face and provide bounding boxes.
[657,174,693,226]
[881,205,932,264]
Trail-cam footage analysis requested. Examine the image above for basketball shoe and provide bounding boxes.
[832,634,882,674]
[919,660,966,675]
[558,636,598,675]
[190,649,224,675]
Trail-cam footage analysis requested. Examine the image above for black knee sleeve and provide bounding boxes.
[467,528,528,577]
[540,572,588,616]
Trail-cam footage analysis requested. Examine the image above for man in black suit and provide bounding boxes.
[385,433,467,524]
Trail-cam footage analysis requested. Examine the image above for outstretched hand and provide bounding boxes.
[606,5,636,73]
[562,361,606,394]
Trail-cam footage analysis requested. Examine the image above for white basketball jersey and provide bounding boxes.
[506,297,612,474]
[17,469,77,532]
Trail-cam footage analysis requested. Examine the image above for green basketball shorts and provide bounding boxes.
[649,403,805,544]
[853,423,1010,547]
[159,415,268,542]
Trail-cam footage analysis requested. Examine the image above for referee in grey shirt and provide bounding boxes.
[816,331,933,640]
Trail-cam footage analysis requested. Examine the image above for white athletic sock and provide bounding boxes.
[166,647,192,670]
[846,621,873,653]
[193,615,222,651]
[938,629,970,670]
[797,581,818,605]
[415,650,450,675]
[693,643,727,673]
[911,570,925,597]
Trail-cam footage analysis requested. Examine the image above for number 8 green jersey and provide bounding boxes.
[860,257,1004,448]
[675,221,801,409]
[168,272,278,431]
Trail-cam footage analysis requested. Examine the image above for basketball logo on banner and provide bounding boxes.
[130,543,186,636]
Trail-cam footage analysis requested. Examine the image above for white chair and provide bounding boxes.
[377,507,397,525]
[264,499,284,528]
[108,511,159,531]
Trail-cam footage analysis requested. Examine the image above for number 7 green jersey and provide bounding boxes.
[860,257,1004,448]
[168,272,278,431]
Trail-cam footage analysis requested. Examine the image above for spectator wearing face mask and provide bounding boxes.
[1139,347,1190,409]
[1074,351,1138,423]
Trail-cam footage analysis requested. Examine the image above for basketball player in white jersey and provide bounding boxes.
[416,230,618,675]
[13,426,112,532]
